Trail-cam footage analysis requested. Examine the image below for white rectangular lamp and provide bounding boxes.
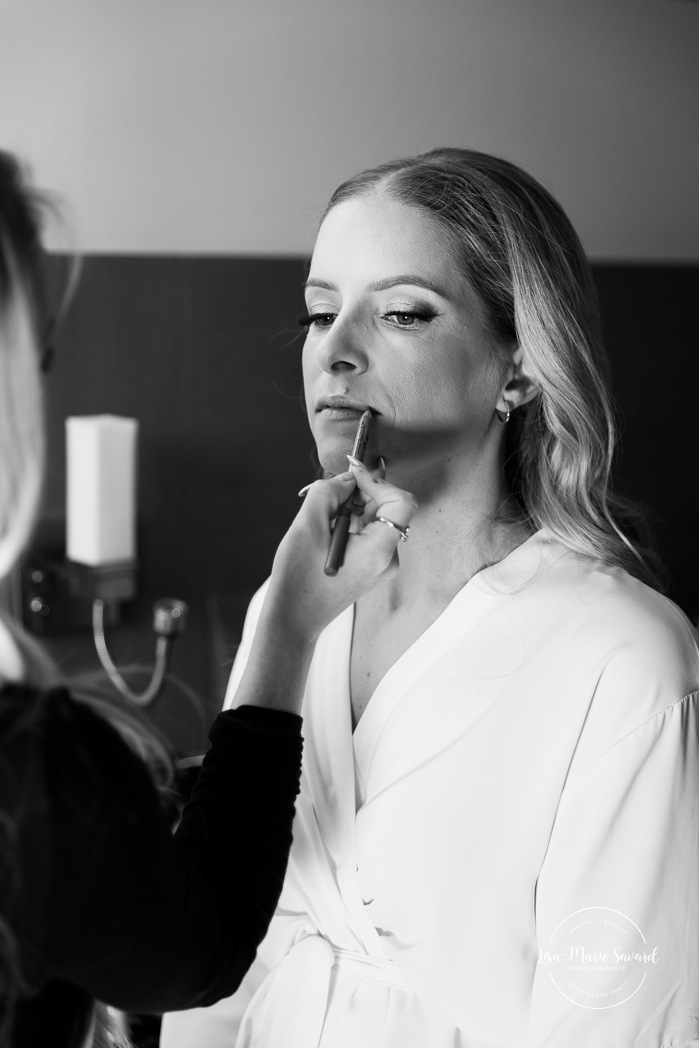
[65,414,138,603]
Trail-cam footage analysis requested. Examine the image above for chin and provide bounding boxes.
[311,423,357,477]
[317,447,351,477]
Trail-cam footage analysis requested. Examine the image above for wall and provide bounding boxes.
[1,0,698,259]
[33,254,315,754]
[24,254,696,760]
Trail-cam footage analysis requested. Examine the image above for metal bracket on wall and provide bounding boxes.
[24,555,188,707]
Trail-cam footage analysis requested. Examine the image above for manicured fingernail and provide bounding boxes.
[378,456,386,473]
[337,471,354,481]
[298,483,313,497]
[347,454,367,469]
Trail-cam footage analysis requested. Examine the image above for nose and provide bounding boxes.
[315,315,369,376]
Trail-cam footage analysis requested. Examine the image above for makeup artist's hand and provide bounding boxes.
[233,462,417,715]
[264,461,418,644]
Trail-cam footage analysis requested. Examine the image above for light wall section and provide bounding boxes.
[1,0,698,258]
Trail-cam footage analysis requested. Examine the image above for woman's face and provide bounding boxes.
[302,193,507,478]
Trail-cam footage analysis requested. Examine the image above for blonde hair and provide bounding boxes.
[324,148,660,587]
[0,183,45,582]
[0,150,154,1048]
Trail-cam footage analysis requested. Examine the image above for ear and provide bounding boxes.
[495,347,539,415]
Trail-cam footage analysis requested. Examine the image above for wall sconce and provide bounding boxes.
[25,414,192,707]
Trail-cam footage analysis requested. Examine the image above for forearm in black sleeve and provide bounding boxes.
[172,705,304,979]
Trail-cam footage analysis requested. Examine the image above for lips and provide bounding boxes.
[315,397,377,416]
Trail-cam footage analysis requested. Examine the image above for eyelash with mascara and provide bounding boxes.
[298,309,437,329]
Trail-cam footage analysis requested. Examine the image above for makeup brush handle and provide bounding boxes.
[324,500,353,576]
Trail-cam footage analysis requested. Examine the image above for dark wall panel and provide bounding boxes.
[37,255,313,753]
[594,265,698,617]
[30,256,697,753]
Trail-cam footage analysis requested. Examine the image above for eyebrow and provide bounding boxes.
[304,275,450,297]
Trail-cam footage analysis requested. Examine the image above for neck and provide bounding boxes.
[375,449,529,609]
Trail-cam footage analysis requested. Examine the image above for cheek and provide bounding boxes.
[301,339,312,378]
[301,344,315,410]
[392,350,470,416]
[393,343,501,430]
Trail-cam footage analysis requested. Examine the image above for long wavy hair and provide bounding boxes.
[0,153,46,582]
[0,150,172,1048]
[323,148,660,588]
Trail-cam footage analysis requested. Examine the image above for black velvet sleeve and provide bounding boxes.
[3,686,302,1015]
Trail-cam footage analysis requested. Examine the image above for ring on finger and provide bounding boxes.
[375,516,410,542]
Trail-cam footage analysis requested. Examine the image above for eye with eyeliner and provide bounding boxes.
[298,306,438,330]
[382,308,437,328]
[298,311,337,329]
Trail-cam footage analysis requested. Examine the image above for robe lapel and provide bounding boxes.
[302,606,356,875]
[352,530,562,795]
[300,607,398,955]
[352,577,502,789]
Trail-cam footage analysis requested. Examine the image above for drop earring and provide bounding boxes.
[496,400,512,424]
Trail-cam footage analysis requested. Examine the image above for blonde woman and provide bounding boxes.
[163,149,699,1048]
[0,150,417,1048]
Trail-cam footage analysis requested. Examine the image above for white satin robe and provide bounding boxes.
[161,531,699,1047]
